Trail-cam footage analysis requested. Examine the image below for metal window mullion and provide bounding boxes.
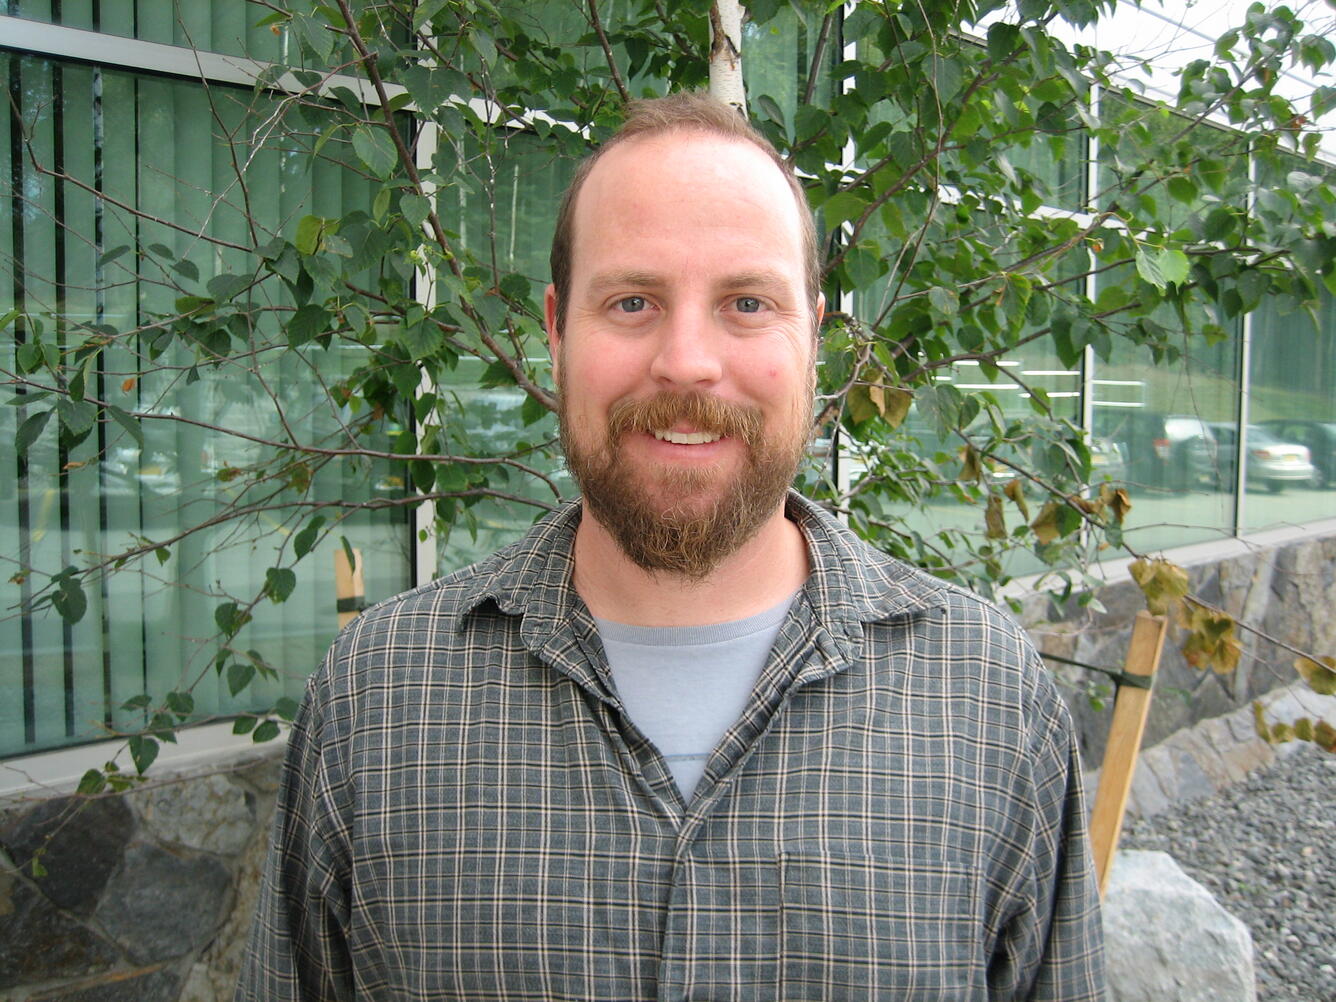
[831,3,857,511]
[413,121,440,586]
[1233,147,1258,535]
[1080,83,1101,558]
[1081,84,1101,440]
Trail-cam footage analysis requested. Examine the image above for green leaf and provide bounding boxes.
[52,574,87,624]
[287,304,329,348]
[341,536,357,574]
[987,22,1021,62]
[227,661,256,697]
[1166,175,1197,205]
[252,719,281,743]
[232,714,257,735]
[215,601,253,636]
[107,405,144,448]
[372,187,392,223]
[294,215,326,256]
[165,690,195,718]
[16,341,43,373]
[469,29,498,67]
[171,258,200,282]
[1202,206,1236,243]
[264,567,297,603]
[401,193,431,228]
[275,696,300,721]
[352,126,398,179]
[128,735,159,774]
[293,516,325,560]
[97,245,131,267]
[77,768,108,795]
[1157,248,1190,287]
[15,409,53,456]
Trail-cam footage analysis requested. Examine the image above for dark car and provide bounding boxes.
[1091,409,1216,492]
[1259,419,1336,489]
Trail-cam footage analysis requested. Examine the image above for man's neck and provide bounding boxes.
[571,503,809,627]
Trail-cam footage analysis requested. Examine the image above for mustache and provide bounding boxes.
[606,392,765,446]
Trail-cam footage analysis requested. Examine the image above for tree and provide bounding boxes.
[3,0,1333,788]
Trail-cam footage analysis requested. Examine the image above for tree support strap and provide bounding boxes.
[1039,652,1154,690]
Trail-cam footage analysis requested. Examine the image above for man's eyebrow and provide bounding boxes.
[717,270,794,292]
[586,270,666,293]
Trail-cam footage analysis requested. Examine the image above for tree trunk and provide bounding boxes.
[709,0,746,113]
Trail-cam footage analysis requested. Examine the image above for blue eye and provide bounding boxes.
[735,296,762,313]
[617,296,647,313]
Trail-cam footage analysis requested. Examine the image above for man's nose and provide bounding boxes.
[648,307,724,388]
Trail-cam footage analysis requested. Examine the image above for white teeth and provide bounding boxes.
[653,430,720,445]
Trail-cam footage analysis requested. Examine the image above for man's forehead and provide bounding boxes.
[582,128,792,199]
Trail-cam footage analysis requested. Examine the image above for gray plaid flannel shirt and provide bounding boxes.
[237,493,1104,1001]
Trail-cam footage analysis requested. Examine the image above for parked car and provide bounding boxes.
[1207,423,1315,493]
[1258,419,1336,489]
[1091,410,1216,492]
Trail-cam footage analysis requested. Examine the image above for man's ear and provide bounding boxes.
[544,283,561,383]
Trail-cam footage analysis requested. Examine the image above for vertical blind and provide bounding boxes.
[1,50,410,756]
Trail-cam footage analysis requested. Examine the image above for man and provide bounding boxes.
[237,93,1104,1001]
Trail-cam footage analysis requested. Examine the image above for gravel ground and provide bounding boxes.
[1121,743,1336,1002]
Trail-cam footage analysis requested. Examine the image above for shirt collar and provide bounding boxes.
[449,491,952,648]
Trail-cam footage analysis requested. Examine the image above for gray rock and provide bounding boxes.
[133,773,256,856]
[95,842,231,965]
[0,795,134,914]
[177,823,270,1002]
[1103,849,1256,1002]
[0,869,120,989]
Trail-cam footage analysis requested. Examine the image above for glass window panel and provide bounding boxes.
[744,4,834,130]
[1245,290,1336,528]
[438,129,575,573]
[1,54,410,755]
[1088,268,1240,552]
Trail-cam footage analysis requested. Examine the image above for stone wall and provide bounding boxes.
[0,756,280,1002]
[1,526,1331,1000]
[1022,529,1336,770]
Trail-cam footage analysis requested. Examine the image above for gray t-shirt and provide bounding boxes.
[594,594,795,799]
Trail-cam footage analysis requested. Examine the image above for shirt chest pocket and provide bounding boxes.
[778,847,984,1001]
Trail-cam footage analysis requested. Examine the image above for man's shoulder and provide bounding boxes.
[335,501,581,643]
[788,492,1017,626]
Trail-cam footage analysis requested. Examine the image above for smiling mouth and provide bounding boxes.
[652,429,722,445]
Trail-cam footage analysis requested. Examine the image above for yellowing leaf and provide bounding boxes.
[846,382,912,429]
[985,494,1007,540]
[1180,604,1242,674]
[1314,719,1336,753]
[1109,486,1132,523]
[1129,557,1189,616]
[1030,501,1061,544]
[1003,477,1030,520]
[880,386,913,430]
[960,444,982,485]
[1295,655,1336,696]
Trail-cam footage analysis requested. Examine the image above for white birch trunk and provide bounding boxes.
[709,0,747,113]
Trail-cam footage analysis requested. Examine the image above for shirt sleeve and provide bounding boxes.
[990,653,1106,1001]
[235,662,355,1002]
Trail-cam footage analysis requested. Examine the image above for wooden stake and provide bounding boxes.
[1089,610,1168,897]
[334,547,365,630]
